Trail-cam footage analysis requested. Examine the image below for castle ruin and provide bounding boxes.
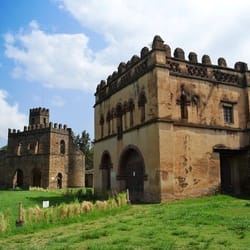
[0,107,85,189]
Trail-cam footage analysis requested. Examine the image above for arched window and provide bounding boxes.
[106,111,111,136]
[180,94,188,119]
[177,85,190,120]
[13,169,24,188]
[116,103,123,140]
[57,173,63,189]
[60,140,65,154]
[128,98,135,127]
[34,140,39,154]
[138,91,147,122]
[123,101,128,130]
[100,114,104,138]
[17,142,22,156]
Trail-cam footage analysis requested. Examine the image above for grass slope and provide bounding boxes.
[0,194,250,249]
[0,190,80,227]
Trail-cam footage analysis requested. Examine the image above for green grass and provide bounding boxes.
[0,193,250,249]
[0,188,94,229]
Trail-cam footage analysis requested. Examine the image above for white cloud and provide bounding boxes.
[4,0,250,94]
[4,21,113,92]
[60,0,250,67]
[0,90,27,146]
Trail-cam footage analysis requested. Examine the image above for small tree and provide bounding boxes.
[73,131,93,170]
[0,145,7,151]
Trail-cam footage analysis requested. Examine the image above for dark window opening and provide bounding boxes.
[223,105,233,124]
[180,94,188,120]
[100,115,104,138]
[138,92,147,123]
[60,140,65,154]
[128,99,135,127]
[116,104,123,140]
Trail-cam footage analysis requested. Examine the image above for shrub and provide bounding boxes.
[0,212,9,232]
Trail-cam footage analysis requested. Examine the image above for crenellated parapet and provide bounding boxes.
[8,123,69,136]
[29,107,49,116]
[95,35,249,104]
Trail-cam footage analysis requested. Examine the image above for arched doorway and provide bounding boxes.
[32,168,41,187]
[100,151,112,191]
[13,169,24,188]
[57,173,62,189]
[119,146,145,202]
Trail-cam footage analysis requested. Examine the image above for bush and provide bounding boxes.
[22,192,128,226]
[0,212,9,232]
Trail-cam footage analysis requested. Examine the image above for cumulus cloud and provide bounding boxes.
[4,0,250,94]
[4,21,113,92]
[59,0,250,67]
[0,90,27,146]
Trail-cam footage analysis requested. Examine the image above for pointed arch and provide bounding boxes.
[138,91,147,122]
[116,103,123,140]
[13,169,24,188]
[57,173,63,189]
[100,151,113,191]
[118,145,146,202]
[32,168,42,187]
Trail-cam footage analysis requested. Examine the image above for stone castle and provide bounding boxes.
[94,35,250,202]
[0,107,85,189]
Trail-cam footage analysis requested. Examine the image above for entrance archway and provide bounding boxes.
[100,151,112,191]
[57,173,62,189]
[119,146,145,202]
[32,168,41,187]
[13,169,24,188]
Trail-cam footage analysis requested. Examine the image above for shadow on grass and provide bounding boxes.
[26,195,79,207]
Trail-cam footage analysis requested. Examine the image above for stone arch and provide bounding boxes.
[32,168,42,187]
[57,172,63,189]
[100,151,112,191]
[118,145,146,202]
[13,169,24,188]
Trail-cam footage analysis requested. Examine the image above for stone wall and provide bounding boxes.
[94,35,250,202]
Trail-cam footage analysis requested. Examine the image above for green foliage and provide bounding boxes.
[0,145,7,151]
[73,130,93,169]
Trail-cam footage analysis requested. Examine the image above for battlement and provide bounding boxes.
[95,35,249,104]
[29,107,49,116]
[29,107,50,126]
[8,123,69,136]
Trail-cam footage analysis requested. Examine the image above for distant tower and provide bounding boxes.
[29,107,49,126]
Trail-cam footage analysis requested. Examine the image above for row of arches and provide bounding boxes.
[100,91,147,140]
[13,169,63,189]
[99,145,146,202]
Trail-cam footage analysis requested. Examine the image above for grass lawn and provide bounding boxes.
[0,189,90,228]
[0,192,250,249]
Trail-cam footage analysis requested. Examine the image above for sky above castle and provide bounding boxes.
[1,0,250,147]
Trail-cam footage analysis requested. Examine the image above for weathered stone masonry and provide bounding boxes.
[0,107,85,189]
[94,35,250,203]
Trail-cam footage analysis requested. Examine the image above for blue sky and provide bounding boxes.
[1,0,250,147]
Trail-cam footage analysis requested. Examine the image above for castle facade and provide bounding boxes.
[94,35,250,202]
[0,108,85,189]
